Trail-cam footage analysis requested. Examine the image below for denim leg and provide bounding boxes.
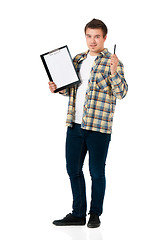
[66,125,87,218]
[86,131,111,216]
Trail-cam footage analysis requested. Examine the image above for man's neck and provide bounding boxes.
[89,48,104,56]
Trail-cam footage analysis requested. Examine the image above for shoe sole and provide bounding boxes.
[87,223,100,228]
[53,222,86,226]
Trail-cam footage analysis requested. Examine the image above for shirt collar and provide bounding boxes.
[77,48,109,64]
[78,50,89,62]
[98,48,108,57]
[78,48,108,62]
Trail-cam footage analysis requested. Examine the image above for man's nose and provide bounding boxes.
[91,38,96,43]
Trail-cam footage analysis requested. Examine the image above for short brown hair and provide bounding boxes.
[84,19,108,37]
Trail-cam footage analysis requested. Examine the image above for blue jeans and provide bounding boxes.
[66,123,111,217]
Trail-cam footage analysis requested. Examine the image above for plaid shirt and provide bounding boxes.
[62,48,128,134]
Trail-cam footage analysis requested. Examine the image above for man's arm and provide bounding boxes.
[108,54,128,100]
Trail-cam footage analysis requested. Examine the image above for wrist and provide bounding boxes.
[110,71,117,77]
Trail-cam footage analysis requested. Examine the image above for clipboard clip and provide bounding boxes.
[49,48,60,55]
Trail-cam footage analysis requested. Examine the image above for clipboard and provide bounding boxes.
[40,45,81,93]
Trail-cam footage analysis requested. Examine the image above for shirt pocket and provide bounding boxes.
[96,72,110,90]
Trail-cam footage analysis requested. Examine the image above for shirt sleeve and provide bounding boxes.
[59,88,70,96]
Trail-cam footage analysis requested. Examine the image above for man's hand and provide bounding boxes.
[48,82,64,94]
[110,54,119,75]
[48,81,57,93]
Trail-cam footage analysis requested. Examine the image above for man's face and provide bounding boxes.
[85,28,107,56]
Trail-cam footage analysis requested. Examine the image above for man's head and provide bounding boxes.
[84,19,108,56]
[84,19,108,37]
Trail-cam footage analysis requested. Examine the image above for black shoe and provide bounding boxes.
[53,213,86,226]
[87,213,101,228]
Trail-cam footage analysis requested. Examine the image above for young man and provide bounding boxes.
[49,19,128,228]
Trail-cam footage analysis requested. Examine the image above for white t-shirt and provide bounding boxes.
[74,53,97,124]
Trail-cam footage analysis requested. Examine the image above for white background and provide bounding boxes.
[0,0,159,239]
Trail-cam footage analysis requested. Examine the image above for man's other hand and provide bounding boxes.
[48,81,57,93]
